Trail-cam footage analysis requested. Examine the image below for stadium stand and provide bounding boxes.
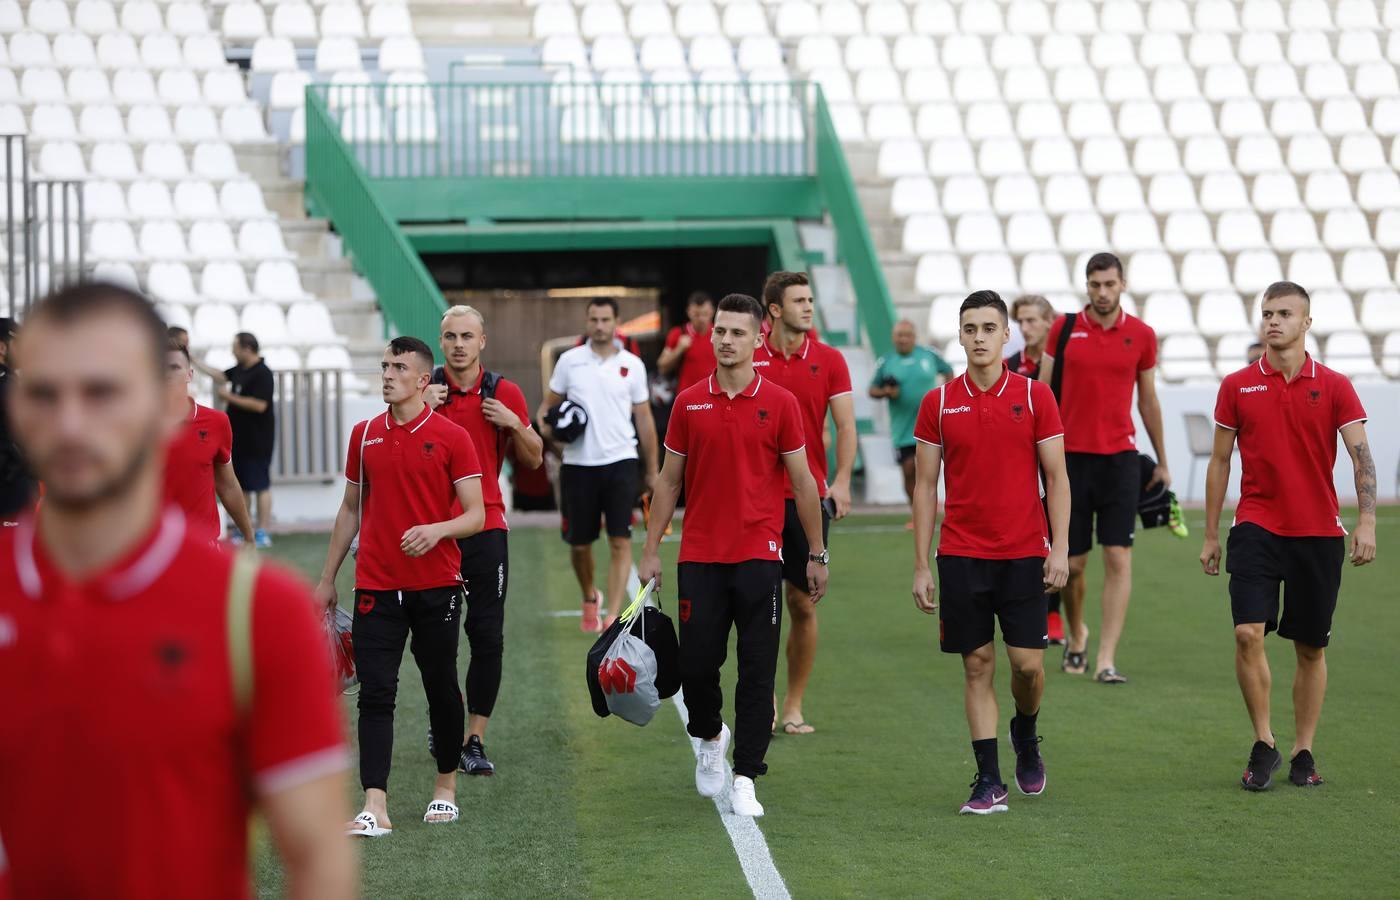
[0,0,373,388]
[517,0,1400,382]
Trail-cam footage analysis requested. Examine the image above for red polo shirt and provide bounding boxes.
[663,373,806,564]
[163,399,232,545]
[914,368,1064,559]
[435,367,534,533]
[345,405,482,591]
[1043,308,1157,454]
[754,332,852,497]
[664,324,717,390]
[0,508,347,900]
[1214,354,1367,537]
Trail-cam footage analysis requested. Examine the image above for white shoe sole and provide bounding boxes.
[958,803,1009,815]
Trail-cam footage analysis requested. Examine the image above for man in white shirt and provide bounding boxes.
[540,299,659,631]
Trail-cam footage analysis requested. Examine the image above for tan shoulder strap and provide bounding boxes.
[227,549,260,715]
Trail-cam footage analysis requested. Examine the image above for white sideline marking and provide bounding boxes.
[671,692,792,900]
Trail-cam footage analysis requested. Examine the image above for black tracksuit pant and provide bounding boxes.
[352,585,465,791]
[677,560,783,780]
[458,530,509,718]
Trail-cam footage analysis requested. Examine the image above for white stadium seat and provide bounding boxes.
[1324,332,1380,378]
[1197,293,1251,337]
[255,261,313,302]
[200,261,253,303]
[1158,334,1215,381]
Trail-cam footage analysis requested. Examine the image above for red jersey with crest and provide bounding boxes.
[664,324,716,390]
[754,332,852,498]
[1043,308,1157,454]
[663,374,806,563]
[163,400,232,544]
[914,369,1064,559]
[1214,354,1367,537]
[435,367,535,532]
[0,508,347,900]
[345,406,482,590]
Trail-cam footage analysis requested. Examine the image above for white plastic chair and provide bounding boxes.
[192,303,240,348]
[222,2,268,41]
[1148,173,1199,214]
[315,37,361,72]
[200,261,253,303]
[254,260,313,302]
[1142,292,1196,335]
[148,262,201,305]
[915,254,967,296]
[221,180,270,219]
[1323,332,1380,378]
[378,37,424,72]
[173,179,221,220]
[1322,210,1374,251]
[175,105,220,142]
[1231,249,1284,293]
[127,180,175,219]
[83,180,128,220]
[89,220,140,261]
[1197,293,1251,337]
[1216,211,1268,252]
[192,142,239,180]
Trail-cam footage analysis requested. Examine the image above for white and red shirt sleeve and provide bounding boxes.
[913,386,945,447]
[1030,380,1064,443]
[248,566,349,796]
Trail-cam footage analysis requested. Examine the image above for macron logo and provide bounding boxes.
[943,405,972,415]
[1070,332,1088,339]
[364,437,385,446]
[685,403,714,411]
[753,361,770,367]
[1239,385,1268,394]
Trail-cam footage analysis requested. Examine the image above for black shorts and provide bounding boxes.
[560,459,637,545]
[896,444,917,466]
[1226,522,1344,648]
[781,498,832,592]
[1065,450,1138,555]
[232,454,271,493]
[936,556,1048,654]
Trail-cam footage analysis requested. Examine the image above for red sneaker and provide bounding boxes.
[580,589,603,633]
[1046,610,1065,646]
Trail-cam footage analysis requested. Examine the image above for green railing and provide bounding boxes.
[304,88,447,354]
[306,80,816,179]
[815,91,895,358]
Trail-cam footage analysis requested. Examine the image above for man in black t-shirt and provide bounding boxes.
[200,331,276,547]
[0,317,36,524]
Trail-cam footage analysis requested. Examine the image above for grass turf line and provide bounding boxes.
[258,513,1400,899]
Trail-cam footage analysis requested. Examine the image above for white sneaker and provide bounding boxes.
[695,723,731,798]
[731,776,764,817]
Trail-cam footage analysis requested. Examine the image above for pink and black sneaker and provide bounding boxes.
[1010,725,1046,796]
[959,775,1009,815]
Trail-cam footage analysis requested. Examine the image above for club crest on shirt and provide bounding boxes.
[808,363,821,379]
[1307,389,1321,407]
[1010,403,1025,423]
[197,429,209,443]
[421,441,435,459]
[756,408,771,427]
[619,366,630,378]
[1123,337,1133,347]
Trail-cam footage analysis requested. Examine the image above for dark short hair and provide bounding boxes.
[1262,281,1310,306]
[762,271,809,317]
[686,291,714,308]
[387,335,435,371]
[166,335,191,364]
[716,293,765,328]
[1086,252,1124,279]
[234,331,259,354]
[166,324,188,339]
[0,317,17,344]
[587,297,619,317]
[959,290,1009,324]
[25,282,166,374]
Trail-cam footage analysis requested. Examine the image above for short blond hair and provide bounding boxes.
[1010,295,1055,323]
[441,304,485,330]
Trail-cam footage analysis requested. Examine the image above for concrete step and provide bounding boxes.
[280,218,332,258]
[299,257,355,301]
[857,184,892,222]
[234,144,284,183]
[879,252,915,297]
[261,178,307,220]
[410,1,533,44]
[843,144,878,182]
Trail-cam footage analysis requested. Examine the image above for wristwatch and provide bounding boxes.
[808,550,829,565]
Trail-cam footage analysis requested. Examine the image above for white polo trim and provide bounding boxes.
[1214,420,1238,431]
[1035,433,1064,445]
[663,442,687,457]
[451,474,484,483]
[254,745,352,796]
[1337,417,1368,430]
[780,443,807,455]
[914,436,942,447]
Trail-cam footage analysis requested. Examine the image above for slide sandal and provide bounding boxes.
[423,800,459,825]
[1095,667,1128,684]
[346,812,392,838]
[782,721,815,736]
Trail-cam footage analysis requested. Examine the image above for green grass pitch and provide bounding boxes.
[256,512,1400,899]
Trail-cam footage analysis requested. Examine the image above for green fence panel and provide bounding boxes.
[814,90,895,359]
[304,87,448,356]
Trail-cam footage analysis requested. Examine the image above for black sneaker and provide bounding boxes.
[460,735,495,776]
[1242,740,1282,791]
[1289,750,1324,787]
[1009,722,1046,796]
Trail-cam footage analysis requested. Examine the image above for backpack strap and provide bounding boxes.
[227,548,260,715]
[1049,312,1077,403]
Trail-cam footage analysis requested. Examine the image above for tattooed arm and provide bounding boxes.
[1340,421,1377,566]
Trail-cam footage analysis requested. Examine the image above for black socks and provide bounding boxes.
[972,738,1001,784]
